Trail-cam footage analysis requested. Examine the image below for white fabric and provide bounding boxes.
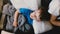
[1,30,14,34]
[48,0,60,16]
[33,20,52,34]
[10,0,41,11]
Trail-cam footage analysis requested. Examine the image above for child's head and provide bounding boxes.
[38,6,44,13]
[35,6,44,21]
[30,6,44,21]
[35,6,44,15]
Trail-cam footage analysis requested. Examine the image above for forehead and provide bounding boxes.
[39,8,44,11]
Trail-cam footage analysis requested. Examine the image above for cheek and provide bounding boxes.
[36,13,40,18]
[36,12,41,16]
[36,13,41,18]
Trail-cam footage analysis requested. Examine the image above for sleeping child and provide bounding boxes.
[30,7,52,34]
[10,0,52,34]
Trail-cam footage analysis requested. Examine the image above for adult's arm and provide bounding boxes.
[50,14,60,26]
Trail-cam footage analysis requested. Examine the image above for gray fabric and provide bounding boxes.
[3,3,16,16]
[13,14,26,32]
[3,3,16,32]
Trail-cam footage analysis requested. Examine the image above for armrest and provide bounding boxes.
[0,14,6,29]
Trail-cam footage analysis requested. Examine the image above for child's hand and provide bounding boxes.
[13,21,18,27]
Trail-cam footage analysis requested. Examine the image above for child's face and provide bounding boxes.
[35,9,42,21]
[35,9,42,16]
